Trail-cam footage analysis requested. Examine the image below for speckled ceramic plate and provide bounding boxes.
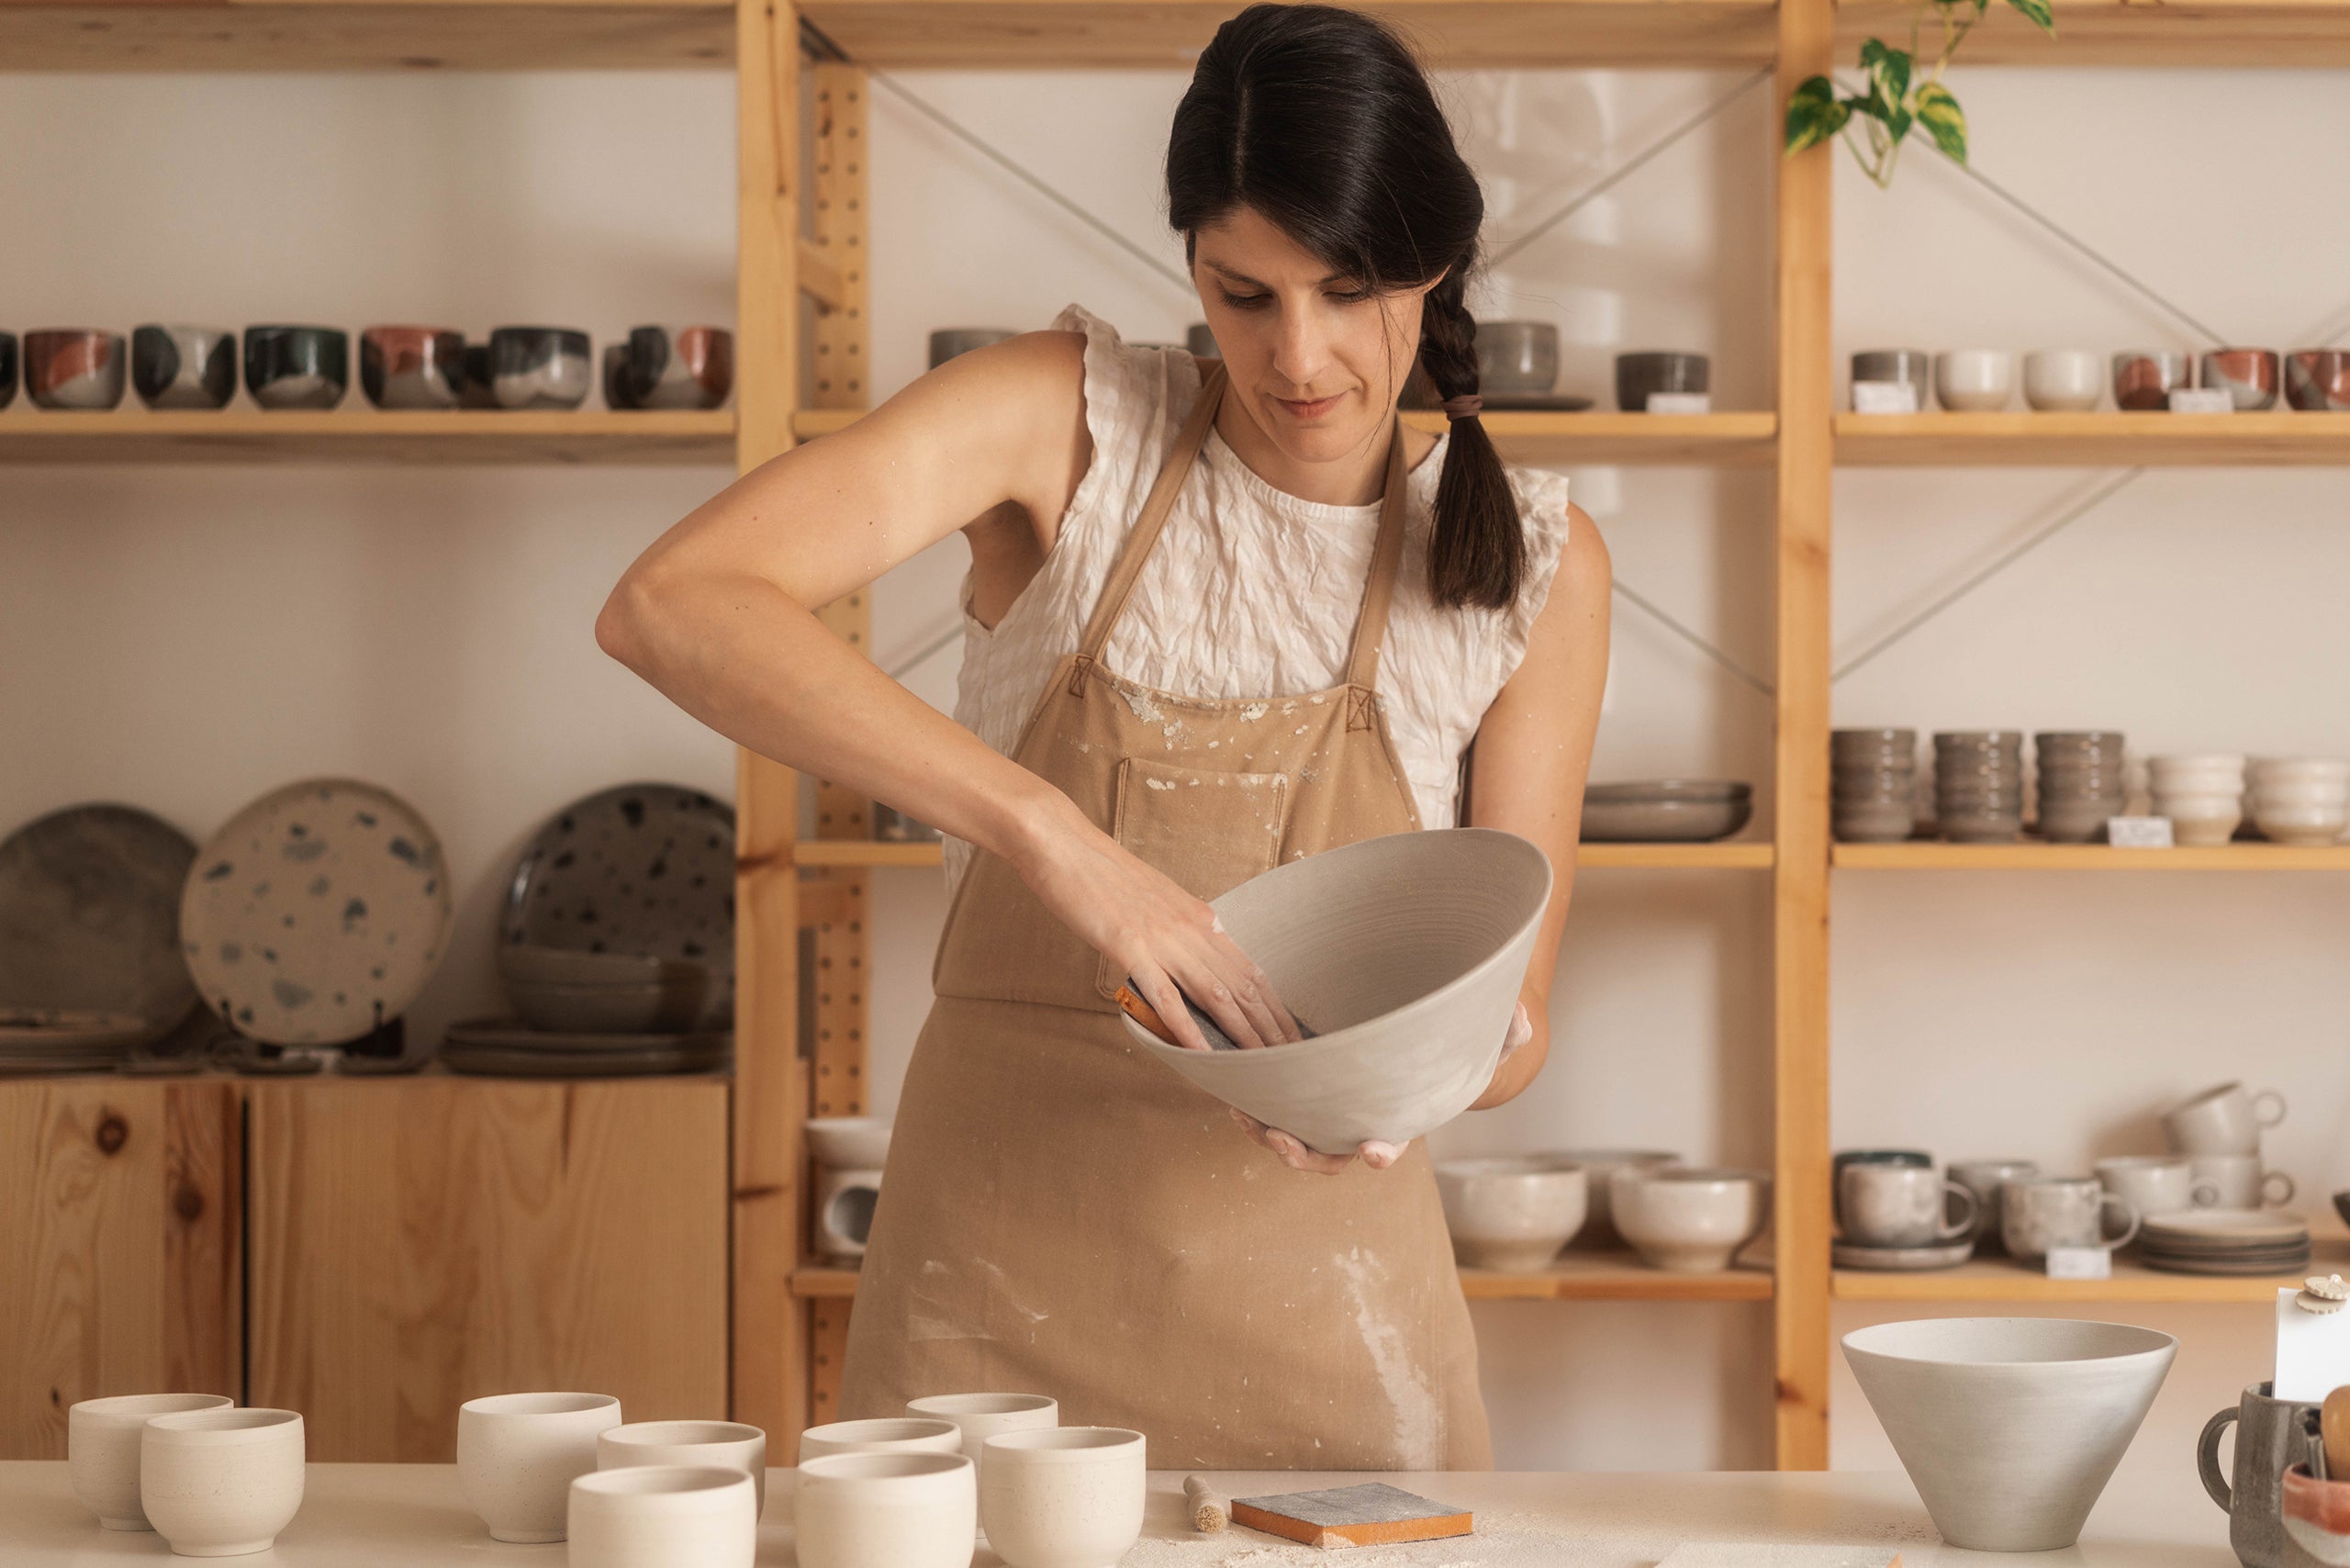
[181,778,453,1047]
[1833,1238,1975,1271]
[0,803,199,1041]
[501,783,734,978]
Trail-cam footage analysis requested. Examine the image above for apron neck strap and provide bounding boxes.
[1340,426,1412,707]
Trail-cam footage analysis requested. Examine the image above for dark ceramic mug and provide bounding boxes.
[361,326,465,410]
[26,329,128,410]
[1617,351,1708,412]
[460,343,498,409]
[487,326,591,410]
[602,343,638,410]
[244,325,348,410]
[133,325,238,410]
[622,325,734,410]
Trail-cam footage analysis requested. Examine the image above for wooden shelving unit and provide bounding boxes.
[0,409,736,466]
[1836,842,2350,871]
[1837,0,2350,67]
[1836,410,2350,467]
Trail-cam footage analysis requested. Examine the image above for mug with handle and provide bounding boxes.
[2165,1081,2288,1157]
[2199,1381,2326,1568]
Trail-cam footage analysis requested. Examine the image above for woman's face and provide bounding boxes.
[1191,206,1436,467]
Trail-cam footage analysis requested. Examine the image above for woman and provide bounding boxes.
[598,2,1607,1470]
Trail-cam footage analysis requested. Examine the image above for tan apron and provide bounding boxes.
[839,365,1492,1470]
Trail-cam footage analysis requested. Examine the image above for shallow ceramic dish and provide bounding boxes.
[503,973,712,1036]
[1581,796,1752,843]
[441,1039,729,1079]
[498,945,711,988]
[1832,1238,1974,1271]
[0,803,198,1041]
[443,1016,725,1053]
[1843,1317,2176,1551]
[1476,391,1595,412]
[1120,828,1551,1155]
[805,1115,893,1170]
[181,778,451,1047]
[1435,1157,1588,1271]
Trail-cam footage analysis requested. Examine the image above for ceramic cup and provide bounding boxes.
[816,1166,883,1260]
[2156,790,2244,846]
[569,1464,755,1568]
[979,1428,1146,1568]
[2096,1155,2221,1217]
[2286,350,2350,412]
[1185,323,1221,360]
[1851,349,1930,410]
[798,1417,965,1462]
[360,325,465,410]
[797,1450,977,1568]
[26,329,128,409]
[1841,1163,1976,1249]
[1935,350,2013,411]
[2024,349,2103,411]
[1616,352,1707,412]
[68,1393,233,1529]
[2200,1382,2328,1568]
[1435,1156,1588,1271]
[1948,1159,2039,1251]
[598,1420,766,1517]
[2003,1176,2140,1258]
[2113,350,2193,411]
[905,1394,1058,1476]
[2189,1153,2296,1210]
[140,1406,306,1557]
[1612,1165,1770,1272]
[0,331,17,409]
[487,326,592,410]
[1478,322,1559,395]
[459,342,498,409]
[624,325,734,410]
[243,325,348,410]
[929,329,1014,368]
[132,325,238,410]
[2201,348,2280,411]
[456,1391,622,1542]
[2165,1081,2287,1157]
[602,342,639,409]
[1830,1149,1931,1225]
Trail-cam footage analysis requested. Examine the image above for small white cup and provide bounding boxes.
[457,1391,622,1542]
[799,1417,965,1462]
[2189,1153,2297,1209]
[140,1406,306,1557]
[2164,1081,2288,1157]
[1610,1165,1771,1272]
[2154,791,2244,846]
[2096,1155,2221,1216]
[599,1419,767,1518]
[797,1450,978,1568]
[569,1464,755,1568]
[2023,349,2103,411]
[1936,350,2015,411]
[68,1393,233,1530]
[905,1394,1058,1476]
[979,1428,1146,1568]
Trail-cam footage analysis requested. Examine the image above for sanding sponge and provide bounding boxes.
[1228,1483,1472,1549]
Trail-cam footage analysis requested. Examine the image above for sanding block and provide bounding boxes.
[1116,979,1318,1051]
[1228,1482,1471,1549]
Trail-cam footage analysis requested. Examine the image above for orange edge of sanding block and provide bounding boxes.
[1113,985,1178,1044]
[1229,1484,1473,1549]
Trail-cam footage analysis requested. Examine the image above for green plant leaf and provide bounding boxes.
[1860,38,1914,107]
[2005,0,2056,33]
[1914,81,1968,161]
[1783,75,1853,155]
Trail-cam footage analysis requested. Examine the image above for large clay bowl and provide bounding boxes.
[1843,1317,2176,1551]
[1120,827,1551,1155]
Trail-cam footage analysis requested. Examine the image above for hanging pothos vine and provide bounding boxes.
[1784,0,2054,187]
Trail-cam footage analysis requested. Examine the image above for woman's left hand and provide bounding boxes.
[1230,1002,1536,1174]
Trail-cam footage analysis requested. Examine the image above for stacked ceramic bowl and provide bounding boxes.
[1832,729,1919,843]
[2149,755,2245,846]
[2246,758,2350,846]
[1934,732,2025,843]
[1579,780,1751,843]
[2033,732,2126,844]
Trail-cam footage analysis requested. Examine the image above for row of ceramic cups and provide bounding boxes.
[1839,1153,2293,1256]
[1436,1152,1769,1274]
[1852,347,2350,412]
[1,324,733,412]
[2156,756,2350,847]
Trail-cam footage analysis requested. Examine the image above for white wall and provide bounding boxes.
[5,59,2344,1476]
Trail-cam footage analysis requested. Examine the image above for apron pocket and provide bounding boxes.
[1095,756,1290,1001]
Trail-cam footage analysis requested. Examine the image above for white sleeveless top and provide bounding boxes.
[945,304,1575,894]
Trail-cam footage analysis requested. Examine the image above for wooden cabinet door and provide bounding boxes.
[245,1077,728,1461]
[0,1079,241,1458]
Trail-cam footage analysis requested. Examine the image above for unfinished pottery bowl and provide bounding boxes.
[1435,1157,1588,1271]
[1120,828,1552,1155]
[1842,1316,2176,1551]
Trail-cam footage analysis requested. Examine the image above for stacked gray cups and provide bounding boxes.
[1935,732,2025,843]
[1832,729,1918,843]
[2034,731,2126,843]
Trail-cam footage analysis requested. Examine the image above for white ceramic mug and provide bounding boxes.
[598,1420,767,1517]
[1839,1163,1977,1248]
[799,1417,964,1462]
[2190,1153,2297,1210]
[569,1464,756,1568]
[2097,1156,2221,1216]
[457,1391,622,1542]
[139,1406,306,1557]
[1936,350,2015,411]
[2003,1177,2140,1257]
[2165,1082,2288,1157]
[816,1167,883,1260]
[1947,1159,2038,1250]
[797,1450,977,1568]
[67,1393,233,1530]
[2023,349,2103,411]
[904,1394,1058,1475]
[979,1428,1146,1568]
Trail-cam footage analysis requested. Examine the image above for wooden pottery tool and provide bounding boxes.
[2324,1384,2350,1479]
[1229,1483,1470,1549]
[1182,1474,1229,1533]
[1115,978,1319,1051]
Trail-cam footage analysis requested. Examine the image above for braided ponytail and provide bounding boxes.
[1416,268,1524,610]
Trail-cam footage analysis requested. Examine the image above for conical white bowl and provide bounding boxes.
[1843,1316,2177,1551]
[1120,827,1552,1154]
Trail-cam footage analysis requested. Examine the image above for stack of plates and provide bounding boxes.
[2139,1210,2311,1275]
[0,1011,153,1074]
[439,1017,731,1079]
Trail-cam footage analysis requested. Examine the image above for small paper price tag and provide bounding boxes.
[1851,380,1919,415]
[2169,387,2234,414]
[2045,1246,2113,1280]
[2106,816,2175,848]
[1646,392,1712,415]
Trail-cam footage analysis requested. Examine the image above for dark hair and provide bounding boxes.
[1165,3,1523,610]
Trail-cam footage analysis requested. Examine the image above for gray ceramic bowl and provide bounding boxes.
[1616,352,1708,412]
[1477,322,1559,395]
[1581,781,1752,843]
[1834,801,1918,843]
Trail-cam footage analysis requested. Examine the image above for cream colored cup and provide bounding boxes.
[2023,349,2103,411]
[569,1464,755,1568]
[2097,1155,2221,1217]
[140,1406,306,1557]
[457,1392,622,1542]
[2190,1153,2297,1209]
[598,1420,767,1518]
[1611,1165,1771,1272]
[2165,1081,2288,1157]
[68,1393,233,1530]
[797,1450,978,1568]
[905,1394,1058,1476]
[979,1428,1146,1568]
[2003,1176,2139,1257]
[1840,1163,1976,1248]
[799,1417,964,1462]
[1936,349,2015,411]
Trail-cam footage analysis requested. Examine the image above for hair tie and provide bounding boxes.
[1440,394,1483,421]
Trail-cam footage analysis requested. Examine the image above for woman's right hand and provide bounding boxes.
[1010,799,1301,1052]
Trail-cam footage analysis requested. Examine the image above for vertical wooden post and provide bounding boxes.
[733,0,806,1446]
[1773,0,1837,1473]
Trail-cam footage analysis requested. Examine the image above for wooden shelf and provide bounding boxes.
[1835,1236,2350,1304]
[1839,0,2350,66]
[793,839,1774,868]
[794,1252,1772,1303]
[1836,411,2350,468]
[796,840,946,867]
[1836,842,2350,870]
[793,408,1778,467]
[0,409,736,465]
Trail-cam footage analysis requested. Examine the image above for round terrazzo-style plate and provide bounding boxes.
[0,803,199,1041]
[500,784,734,980]
[0,1008,151,1072]
[1833,1238,1975,1271]
[180,778,453,1047]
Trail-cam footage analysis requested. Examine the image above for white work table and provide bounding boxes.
[0,1461,2233,1566]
